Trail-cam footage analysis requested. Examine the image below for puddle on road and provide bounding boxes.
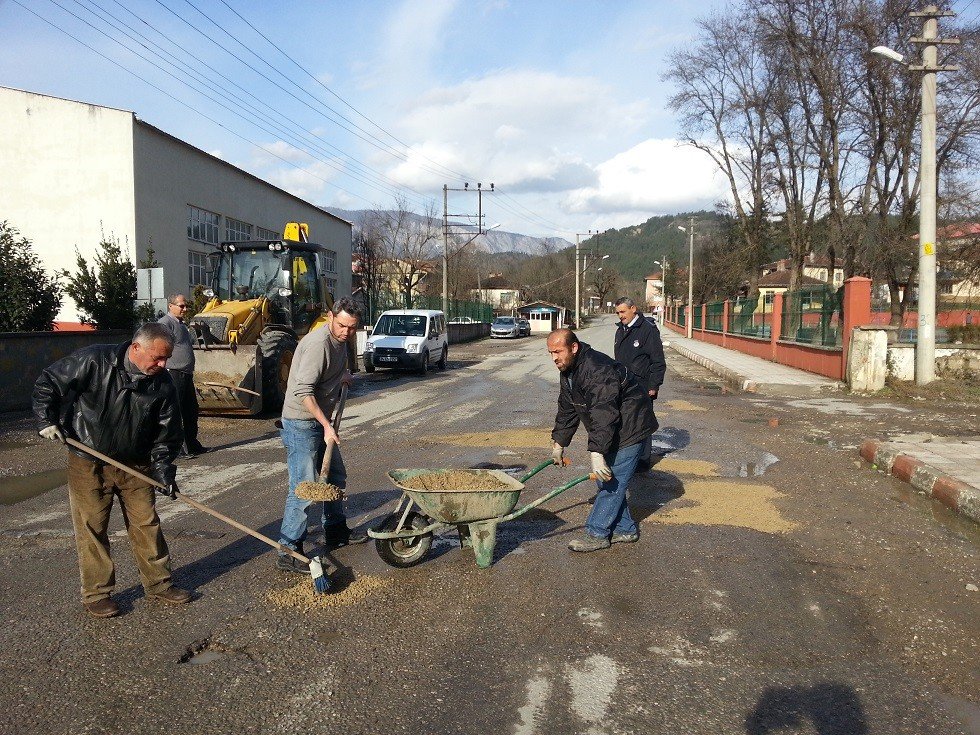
[737,452,780,477]
[0,468,68,505]
[647,479,797,533]
[654,457,720,477]
[665,400,707,412]
[423,428,553,448]
[890,483,980,548]
[649,427,691,455]
[184,650,228,666]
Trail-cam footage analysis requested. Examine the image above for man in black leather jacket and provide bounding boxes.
[32,322,192,618]
[613,297,666,471]
[548,328,657,553]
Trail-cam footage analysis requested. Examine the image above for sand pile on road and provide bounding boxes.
[295,481,344,501]
[267,575,391,610]
[400,471,514,492]
[422,428,553,448]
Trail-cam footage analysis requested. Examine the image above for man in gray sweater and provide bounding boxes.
[158,293,207,457]
[277,297,366,574]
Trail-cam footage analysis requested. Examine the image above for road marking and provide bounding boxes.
[649,635,707,667]
[646,479,797,533]
[514,671,550,735]
[165,462,286,522]
[577,607,605,631]
[566,654,621,731]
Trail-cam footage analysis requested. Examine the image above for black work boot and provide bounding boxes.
[323,524,368,549]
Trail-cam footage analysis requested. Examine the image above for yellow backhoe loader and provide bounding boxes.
[189,222,340,415]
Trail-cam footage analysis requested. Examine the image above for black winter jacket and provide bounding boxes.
[614,312,666,394]
[551,342,657,456]
[32,342,183,485]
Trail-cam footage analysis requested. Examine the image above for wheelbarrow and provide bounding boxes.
[368,460,594,568]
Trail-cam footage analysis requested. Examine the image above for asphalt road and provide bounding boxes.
[0,316,977,734]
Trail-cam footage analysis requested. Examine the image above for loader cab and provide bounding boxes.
[208,240,324,336]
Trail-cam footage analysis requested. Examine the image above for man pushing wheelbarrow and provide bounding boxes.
[547,328,657,553]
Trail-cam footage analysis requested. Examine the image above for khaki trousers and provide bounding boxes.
[67,454,174,602]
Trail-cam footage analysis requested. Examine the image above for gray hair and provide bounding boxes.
[167,293,187,305]
[332,296,361,322]
[614,297,636,308]
[133,322,175,348]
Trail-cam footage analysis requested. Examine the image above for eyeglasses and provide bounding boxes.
[172,303,189,309]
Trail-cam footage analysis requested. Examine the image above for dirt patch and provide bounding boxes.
[295,481,344,501]
[654,458,720,477]
[423,428,553,448]
[400,470,514,491]
[647,479,797,534]
[266,574,391,610]
[665,399,707,412]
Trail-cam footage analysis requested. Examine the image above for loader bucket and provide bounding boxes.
[193,345,263,415]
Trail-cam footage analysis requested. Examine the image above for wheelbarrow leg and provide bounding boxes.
[468,519,499,568]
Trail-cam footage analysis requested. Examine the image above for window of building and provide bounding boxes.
[940,282,954,295]
[225,218,252,242]
[325,277,338,296]
[188,206,220,244]
[256,226,279,241]
[833,270,844,287]
[763,292,774,304]
[188,250,208,290]
[323,249,337,273]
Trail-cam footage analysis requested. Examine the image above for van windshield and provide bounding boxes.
[374,314,427,337]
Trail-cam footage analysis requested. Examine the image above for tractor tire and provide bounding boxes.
[257,330,298,413]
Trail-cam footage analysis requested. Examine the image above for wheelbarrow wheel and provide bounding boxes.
[374,512,433,568]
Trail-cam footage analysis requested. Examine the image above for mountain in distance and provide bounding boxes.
[323,207,572,256]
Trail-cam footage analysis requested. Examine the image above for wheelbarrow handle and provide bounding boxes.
[519,457,571,484]
[501,473,596,523]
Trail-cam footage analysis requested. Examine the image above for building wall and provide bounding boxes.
[133,122,352,301]
[0,87,137,320]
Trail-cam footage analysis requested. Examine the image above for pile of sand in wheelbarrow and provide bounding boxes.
[400,470,514,492]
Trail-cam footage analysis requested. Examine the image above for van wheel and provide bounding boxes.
[364,360,375,373]
[418,350,429,375]
[437,346,448,371]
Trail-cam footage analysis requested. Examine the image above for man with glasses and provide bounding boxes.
[158,293,207,457]
[613,297,665,471]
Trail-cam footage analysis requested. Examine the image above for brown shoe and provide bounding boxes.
[150,586,193,605]
[83,597,120,618]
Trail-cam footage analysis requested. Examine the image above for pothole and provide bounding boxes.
[180,638,232,665]
[737,452,780,477]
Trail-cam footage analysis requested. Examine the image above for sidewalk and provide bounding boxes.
[860,435,980,524]
[665,332,842,396]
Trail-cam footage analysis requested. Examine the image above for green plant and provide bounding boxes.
[947,324,980,344]
[60,233,137,330]
[0,221,63,331]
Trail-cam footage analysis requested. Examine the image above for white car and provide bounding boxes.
[363,309,448,375]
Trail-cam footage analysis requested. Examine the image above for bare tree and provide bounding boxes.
[369,196,441,306]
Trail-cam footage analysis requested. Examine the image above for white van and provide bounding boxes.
[363,309,448,374]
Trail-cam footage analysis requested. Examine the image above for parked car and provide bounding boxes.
[490,316,520,338]
[449,316,475,324]
[363,309,448,374]
[518,318,531,337]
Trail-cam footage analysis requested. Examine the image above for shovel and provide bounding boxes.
[296,384,349,502]
[63,437,333,593]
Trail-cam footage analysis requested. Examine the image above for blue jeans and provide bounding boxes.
[585,441,643,539]
[278,419,348,552]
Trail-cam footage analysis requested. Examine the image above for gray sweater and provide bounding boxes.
[157,312,195,373]
[281,325,348,421]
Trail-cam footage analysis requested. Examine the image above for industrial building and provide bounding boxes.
[0,86,352,322]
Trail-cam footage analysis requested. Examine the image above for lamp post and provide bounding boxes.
[871,7,957,385]
[677,218,695,338]
[654,258,667,324]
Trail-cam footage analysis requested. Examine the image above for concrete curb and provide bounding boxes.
[668,342,842,397]
[859,440,980,524]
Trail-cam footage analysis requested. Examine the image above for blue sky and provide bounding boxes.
[0,0,882,238]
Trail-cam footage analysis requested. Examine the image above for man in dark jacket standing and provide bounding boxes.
[548,328,657,552]
[613,297,666,470]
[158,293,207,457]
[32,323,192,618]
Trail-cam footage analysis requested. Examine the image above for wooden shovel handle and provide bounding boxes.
[63,437,309,564]
[318,384,349,478]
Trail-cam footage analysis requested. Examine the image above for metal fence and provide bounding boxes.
[728,296,772,338]
[677,305,686,327]
[780,285,842,347]
[692,304,703,328]
[363,290,493,327]
[704,300,725,332]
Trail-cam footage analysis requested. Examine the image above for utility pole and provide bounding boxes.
[443,183,494,318]
[573,230,595,329]
[910,6,957,385]
[687,217,694,338]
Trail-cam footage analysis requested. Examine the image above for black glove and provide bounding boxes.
[152,465,179,500]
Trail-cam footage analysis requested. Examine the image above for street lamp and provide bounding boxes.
[871,8,957,385]
[654,258,668,323]
[677,219,695,338]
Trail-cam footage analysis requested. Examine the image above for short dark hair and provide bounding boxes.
[614,297,636,308]
[332,296,361,322]
[133,322,175,348]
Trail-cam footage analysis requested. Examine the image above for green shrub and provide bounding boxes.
[947,324,980,344]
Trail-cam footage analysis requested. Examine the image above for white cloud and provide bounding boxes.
[563,138,728,216]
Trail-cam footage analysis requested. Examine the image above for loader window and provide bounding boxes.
[290,252,320,332]
[216,250,284,300]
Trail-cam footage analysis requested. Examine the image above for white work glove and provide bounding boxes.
[552,443,565,466]
[39,425,66,444]
[590,452,613,482]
